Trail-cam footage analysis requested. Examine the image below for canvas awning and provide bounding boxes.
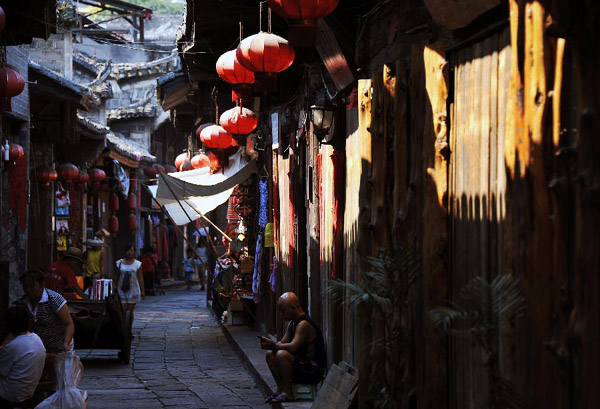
[148,153,257,226]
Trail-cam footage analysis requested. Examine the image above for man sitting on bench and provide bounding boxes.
[260,292,326,403]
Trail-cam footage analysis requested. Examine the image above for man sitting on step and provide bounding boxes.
[260,292,326,403]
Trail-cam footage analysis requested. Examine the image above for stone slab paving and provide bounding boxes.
[77,287,271,408]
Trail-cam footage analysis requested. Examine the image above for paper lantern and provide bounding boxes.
[0,68,25,98]
[77,169,89,185]
[33,165,58,187]
[179,160,194,172]
[216,50,255,101]
[267,0,339,46]
[108,215,119,234]
[200,125,234,150]
[109,193,120,212]
[236,32,295,73]
[127,193,137,210]
[191,153,210,169]
[0,7,5,31]
[175,152,190,170]
[144,166,158,178]
[127,214,137,231]
[195,123,213,139]
[219,106,258,145]
[8,143,24,162]
[88,168,106,183]
[154,164,165,174]
[57,163,79,182]
[164,165,178,173]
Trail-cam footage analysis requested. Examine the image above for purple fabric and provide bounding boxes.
[269,256,277,293]
[252,233,264,303]
[258,177,268,228]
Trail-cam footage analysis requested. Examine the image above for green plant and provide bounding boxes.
[327,247,420,409]
[430,274,528,409]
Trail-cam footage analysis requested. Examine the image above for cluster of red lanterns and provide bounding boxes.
[33,164,106,191]
[267,0,339,46]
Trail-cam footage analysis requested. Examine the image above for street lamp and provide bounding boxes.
[310,92,335,144]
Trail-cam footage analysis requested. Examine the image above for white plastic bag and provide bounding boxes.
[35,352,87,409]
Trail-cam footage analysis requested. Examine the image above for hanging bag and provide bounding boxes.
[119,261,131,293]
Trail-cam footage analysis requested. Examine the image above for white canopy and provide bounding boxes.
[148,152,257,226]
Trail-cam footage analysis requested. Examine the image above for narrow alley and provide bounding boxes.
[78,288,269,409]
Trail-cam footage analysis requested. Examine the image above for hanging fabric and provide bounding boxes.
[258,177,269,229]
[269,256,277,293]
[252,232,264,302]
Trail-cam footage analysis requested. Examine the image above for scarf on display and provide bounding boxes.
[252,233,264,303]
[258,177,268,229]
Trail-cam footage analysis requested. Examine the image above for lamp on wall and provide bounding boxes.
[310,91,335,144]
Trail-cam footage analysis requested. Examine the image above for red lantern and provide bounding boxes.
[127,193,137,210]
[57,163,79,184]
[267,0,339,46]
[219,106,258,145]
[164,165,178,173]
[154,164,165,174]
[8,144,24,162]
[191,153,210,169]
[179,160,194,172]
[175,152,190,170]
[33,165,58,187]
[0,68,25,98]
[77,169,89,185]
[108,215,119,234]
[127,213,138,231]
[200,125,234,150]
[88,168,106,183]
[144,166,158,178]
[195,123,214,139]
[109,193,120,212]
[0,7,5,31]
[216,50,255,102]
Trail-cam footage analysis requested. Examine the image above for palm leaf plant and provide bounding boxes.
[327,246,420,409]
[430,274,527,409]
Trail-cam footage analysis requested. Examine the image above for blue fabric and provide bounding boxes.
[258,177,268,228]
[252,233,264,302]
[269,256,277,293]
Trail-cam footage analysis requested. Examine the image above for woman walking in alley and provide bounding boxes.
[114,244,144,342]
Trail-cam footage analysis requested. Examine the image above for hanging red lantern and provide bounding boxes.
[267,0,339,46]
[216,50,255,102]
[57,163,79,186]
[175,152,190,170]
[127,193,137,210]
[195,123,214,139]
[8,144,24,162]
[108,215,119,234]
[127,213,138,231]
[0,68,25,98]
[33,165,58,187]
[77,169,89,186]
[88,168,106,183]
[179,160,194,172]
[200,125,234,150]
[109,193,120,212]
[154,164,165,174]
[219,106,258,145]
[191,153,210,169]
[236,32,295,91]
[144,166,158,178]
[164,164,178,173]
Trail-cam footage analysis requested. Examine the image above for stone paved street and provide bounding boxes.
[77,287,270,408]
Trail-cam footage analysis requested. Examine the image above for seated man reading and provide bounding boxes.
[0,306,46,406]
[260,292,326,403]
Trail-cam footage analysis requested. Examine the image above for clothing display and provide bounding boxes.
[0,333,46,403]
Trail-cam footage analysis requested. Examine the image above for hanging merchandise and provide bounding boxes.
[252,233,264,303]
[267,0,339,46]
[258,177,268,228]
[112,160,130,196]
[55,184,71,208]
[264,222,274,247]
[219,106,258,146]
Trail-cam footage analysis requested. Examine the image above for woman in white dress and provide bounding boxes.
[114,244,144,328]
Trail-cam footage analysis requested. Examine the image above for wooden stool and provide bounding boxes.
[292,383,317,400]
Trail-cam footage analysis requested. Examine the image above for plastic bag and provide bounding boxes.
[35,351,87,409]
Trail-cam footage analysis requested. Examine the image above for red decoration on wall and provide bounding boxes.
[127,193,137,210]
[33,165,58,187]
[127,214,138,231]
[164,165,178,173]
[175,152,190,170]
[0,68,25,98]
[108,215,119,234]
[179,160,194,172]
[109,193,120,212]
[200,125,234,150]
[267,0,339,46]
[219,106,258,145]
[191,153,210,169]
